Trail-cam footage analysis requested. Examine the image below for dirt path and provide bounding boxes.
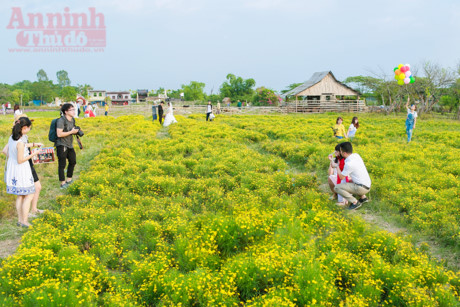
[0,238,21,258]
[360,211,406,234]
[358,210,459,271]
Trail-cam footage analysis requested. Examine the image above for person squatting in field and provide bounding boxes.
[334,142,371,210]
[328,144,350,206]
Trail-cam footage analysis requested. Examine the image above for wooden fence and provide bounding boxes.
[103,101,368,118]
[287,100,367,113]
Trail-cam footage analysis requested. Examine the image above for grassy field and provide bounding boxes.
[0,112,459,306]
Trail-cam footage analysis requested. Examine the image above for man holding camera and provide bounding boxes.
[56,103,81,189]
[334,142,371,210]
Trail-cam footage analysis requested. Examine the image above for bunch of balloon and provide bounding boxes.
[394,64,415,85]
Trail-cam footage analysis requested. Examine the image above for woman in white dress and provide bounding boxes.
[5,117,40,228]
[163,102,178,127]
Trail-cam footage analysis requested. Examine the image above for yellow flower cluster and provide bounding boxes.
[0,113,458,306]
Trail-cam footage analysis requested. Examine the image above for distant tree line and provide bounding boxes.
[0,69,92,106]
[1,61,458,116]
[149,74,281,106]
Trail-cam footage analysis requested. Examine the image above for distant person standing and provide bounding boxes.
[237,100,242,109]
[158,101,164,124]
[216,101,221,114]
[405,98,417,143]
[347,117,360,140]
[333,117,346,139]
[206,101,213,121]
[105,103,109,116]
[334,142,371,210]
[2,104,6,115]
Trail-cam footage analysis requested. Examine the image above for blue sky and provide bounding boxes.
[1,0,459,93]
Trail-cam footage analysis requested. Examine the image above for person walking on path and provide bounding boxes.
[334,142,371,210]
[5,117,40,228]
[206,101,213,121]
[405,97,417,143]
[56,103,79,189]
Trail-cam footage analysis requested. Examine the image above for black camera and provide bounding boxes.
[75,126,84,137]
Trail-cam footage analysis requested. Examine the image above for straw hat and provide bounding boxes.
[13,113,33,125]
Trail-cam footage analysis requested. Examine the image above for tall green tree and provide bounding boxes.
[10,89,30,104]
[56,70,71,87]
[344,75,402,111]
[406,61,456,114]
[37,69,49,82]
[220,74,255,102]
[0,84,12,104]
[167,89,182,99]
[30,81,56,103]
[181,81,206,101]
[60,86,77,102]
[253,87,280,106]
[77,84,93,97]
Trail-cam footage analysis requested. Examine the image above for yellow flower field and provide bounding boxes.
[0,113,459,306]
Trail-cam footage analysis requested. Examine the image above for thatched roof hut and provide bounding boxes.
[283,71,359,100]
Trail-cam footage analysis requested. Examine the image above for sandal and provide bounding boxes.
[16,222,30,228]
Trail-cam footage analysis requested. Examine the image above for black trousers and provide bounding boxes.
[206,112,211,121]
[158,112,163,124]
[57,146,77,182]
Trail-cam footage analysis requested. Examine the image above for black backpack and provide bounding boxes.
[48,118,59,143]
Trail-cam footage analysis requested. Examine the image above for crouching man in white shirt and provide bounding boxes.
[334,142,371,210]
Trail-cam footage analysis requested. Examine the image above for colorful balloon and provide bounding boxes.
[394,63,414,85]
